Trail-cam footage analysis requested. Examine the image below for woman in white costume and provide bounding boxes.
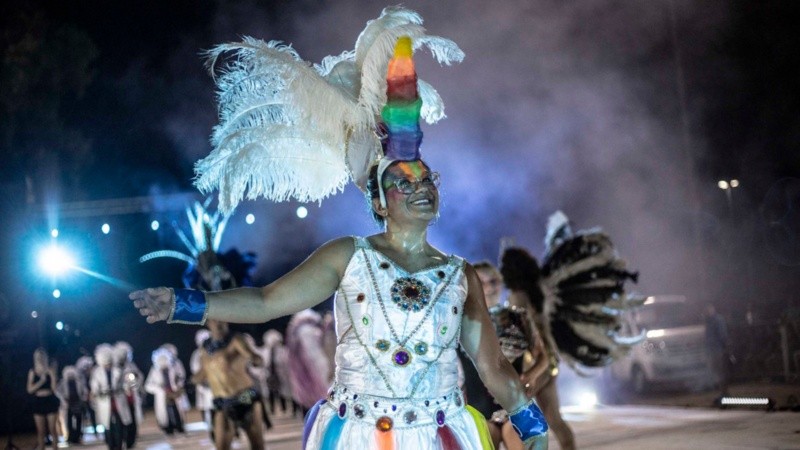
[145,347,186,436]
[90,344,132,450]
[130,7,548,449]
[113,341,143,448]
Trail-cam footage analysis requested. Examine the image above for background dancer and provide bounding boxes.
[56,365,87,445]
[76,355,99,437]
[262,330,296,417]
[500,211,644,450]
[113,341,143,448]
[90,344,131,450]
[192,319,266,450]
[285,310,331,416]
[191,328,215,432]
[27,348,60,450]
[145,347,186,436]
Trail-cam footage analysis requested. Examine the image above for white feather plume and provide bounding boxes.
[196,7,463,212]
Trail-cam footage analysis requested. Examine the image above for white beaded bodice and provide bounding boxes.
[333,237,467,399]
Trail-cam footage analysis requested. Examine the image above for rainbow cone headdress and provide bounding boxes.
[195,7,464,213]
[376,36,424,207]
[381,36,422,161]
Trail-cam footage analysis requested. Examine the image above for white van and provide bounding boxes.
[608,295,710,393]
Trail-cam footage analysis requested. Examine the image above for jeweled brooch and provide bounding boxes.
[390,277,431,312]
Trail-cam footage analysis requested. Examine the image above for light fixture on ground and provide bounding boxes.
[719,396,774,411]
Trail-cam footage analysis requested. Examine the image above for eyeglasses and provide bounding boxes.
[386,172,441,195]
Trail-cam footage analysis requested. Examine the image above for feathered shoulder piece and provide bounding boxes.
[195,6,464,213]
[501,211,644,370]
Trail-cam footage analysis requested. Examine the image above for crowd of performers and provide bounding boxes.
[26,313,348,449]
[26,342,144,450]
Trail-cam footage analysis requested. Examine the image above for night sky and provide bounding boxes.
[1,0,799,433]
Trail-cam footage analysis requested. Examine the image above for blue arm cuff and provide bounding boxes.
[509,398,549,441]
[167,289,208,325]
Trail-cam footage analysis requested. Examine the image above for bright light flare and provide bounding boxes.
[245,213,255,224]
[151,220,160,231]
[296,206,308,219]
[646,329,665,338]
[718,180,729,190]
[50,228,59,238]
[577,391,598,409]
[55,321,64,331]
[730,179,739,188]
[101,223,110,234]
[38,245,76,276]
[52,289,61,299]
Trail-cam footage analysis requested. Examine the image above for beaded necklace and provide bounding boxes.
[340,250,465,398]
[362,249,459,348]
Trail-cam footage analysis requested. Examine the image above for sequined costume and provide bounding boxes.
[304,237,492,450]
[460,305,536,420]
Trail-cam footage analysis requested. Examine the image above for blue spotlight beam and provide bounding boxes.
[71,266,139,291]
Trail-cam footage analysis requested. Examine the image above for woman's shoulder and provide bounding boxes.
[317,236,358,259]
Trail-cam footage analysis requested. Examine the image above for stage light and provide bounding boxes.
[52,289,61,299]
[246,213,255,224]
[51,228,59,238]
[730,179,739,188]
[31,311,38,318]
[101,223,110,234]
[297,206,308,219]
[55,321,64,331]
[718,180,729,189]
[151,220,160,231]
[38,245,76,276]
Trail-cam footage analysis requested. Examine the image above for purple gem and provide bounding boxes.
[435,410,446,426]
[394,350,410,366]
[338,403,347,418]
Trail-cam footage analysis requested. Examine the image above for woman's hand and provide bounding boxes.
[129,287,173,323]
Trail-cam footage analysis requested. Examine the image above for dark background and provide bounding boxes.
[2,0,799,435]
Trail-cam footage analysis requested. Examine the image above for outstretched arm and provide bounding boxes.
[459,263,529,412]
[130,237,354,324]
[460,263,549,448]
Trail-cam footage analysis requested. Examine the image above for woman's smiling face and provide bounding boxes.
[381,160,440,222]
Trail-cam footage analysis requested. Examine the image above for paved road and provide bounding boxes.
[6,405,799,449]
